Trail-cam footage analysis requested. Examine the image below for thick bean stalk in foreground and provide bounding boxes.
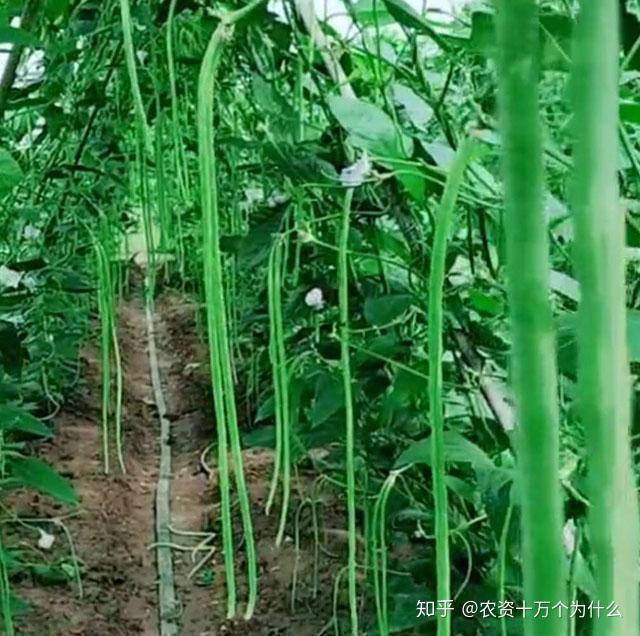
[495,2,566,634]
[196,0,265,620]
[427,138,475,636]
[572,2,640,633]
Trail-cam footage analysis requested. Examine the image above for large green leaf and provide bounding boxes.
[392,83,433,130]
[0,26,39,46]
[328,95,413,159]
[0,149,23,196]
[364,293,413,326]
[7,456,78,505]
[0,405,52,437]
[395,430,493,471]
[310,373,344,427]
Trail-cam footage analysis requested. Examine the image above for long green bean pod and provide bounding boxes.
[197,21,238,620]
[338,187,358,636]
[166,0,188,278]
[427,138,475,636]
[119,0,153,156]
[136,131,157,301]
[273,237,291,546]
[166,0,190,202]
[372,469,407,636]
[572,2,640,633]
[99,215,125,473]
[197,0,266,619]
[265,241,284,518]
[155,114,172,253]
[495,2,566,634]
[265,235,292,546]
[94,238,112,475]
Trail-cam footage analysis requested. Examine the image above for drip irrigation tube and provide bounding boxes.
[146,301,179,635]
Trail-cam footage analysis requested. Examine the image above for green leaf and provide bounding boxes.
[394,430,493,470]
[364,294,413,326]
[45,0,71,21]
[620,101,640,126]
[445,475,478,504]
[310,374,344,427]
[255,394,275,422]
[0,149,23,196]
[328,95,413,159]
[549,270,580,303]
[468,289,505,316]
[7,456,77,505]
[380,157,426,202]
[0,26,39,46]
[243,425,275,448]
[351,0,394,26]
[381,0,449,49]
[392,83,434,130]
[0,405,52,437]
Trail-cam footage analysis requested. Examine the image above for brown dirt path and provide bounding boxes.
[13,292,158,635]
[157,296,341,636]
[11,287,342,635]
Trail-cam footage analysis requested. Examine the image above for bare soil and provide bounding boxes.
[10,287,343,635]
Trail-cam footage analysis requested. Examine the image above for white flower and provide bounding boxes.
[340,152,371,187]
[305,287,325,310]
[136,50,148,65]
[245,187,264,205]
[37,529,55,550]
[562,519,576,554]
[267,192,289,207]
[23,225,40,240]
[297,228,314,243]
[0,266,22,289]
